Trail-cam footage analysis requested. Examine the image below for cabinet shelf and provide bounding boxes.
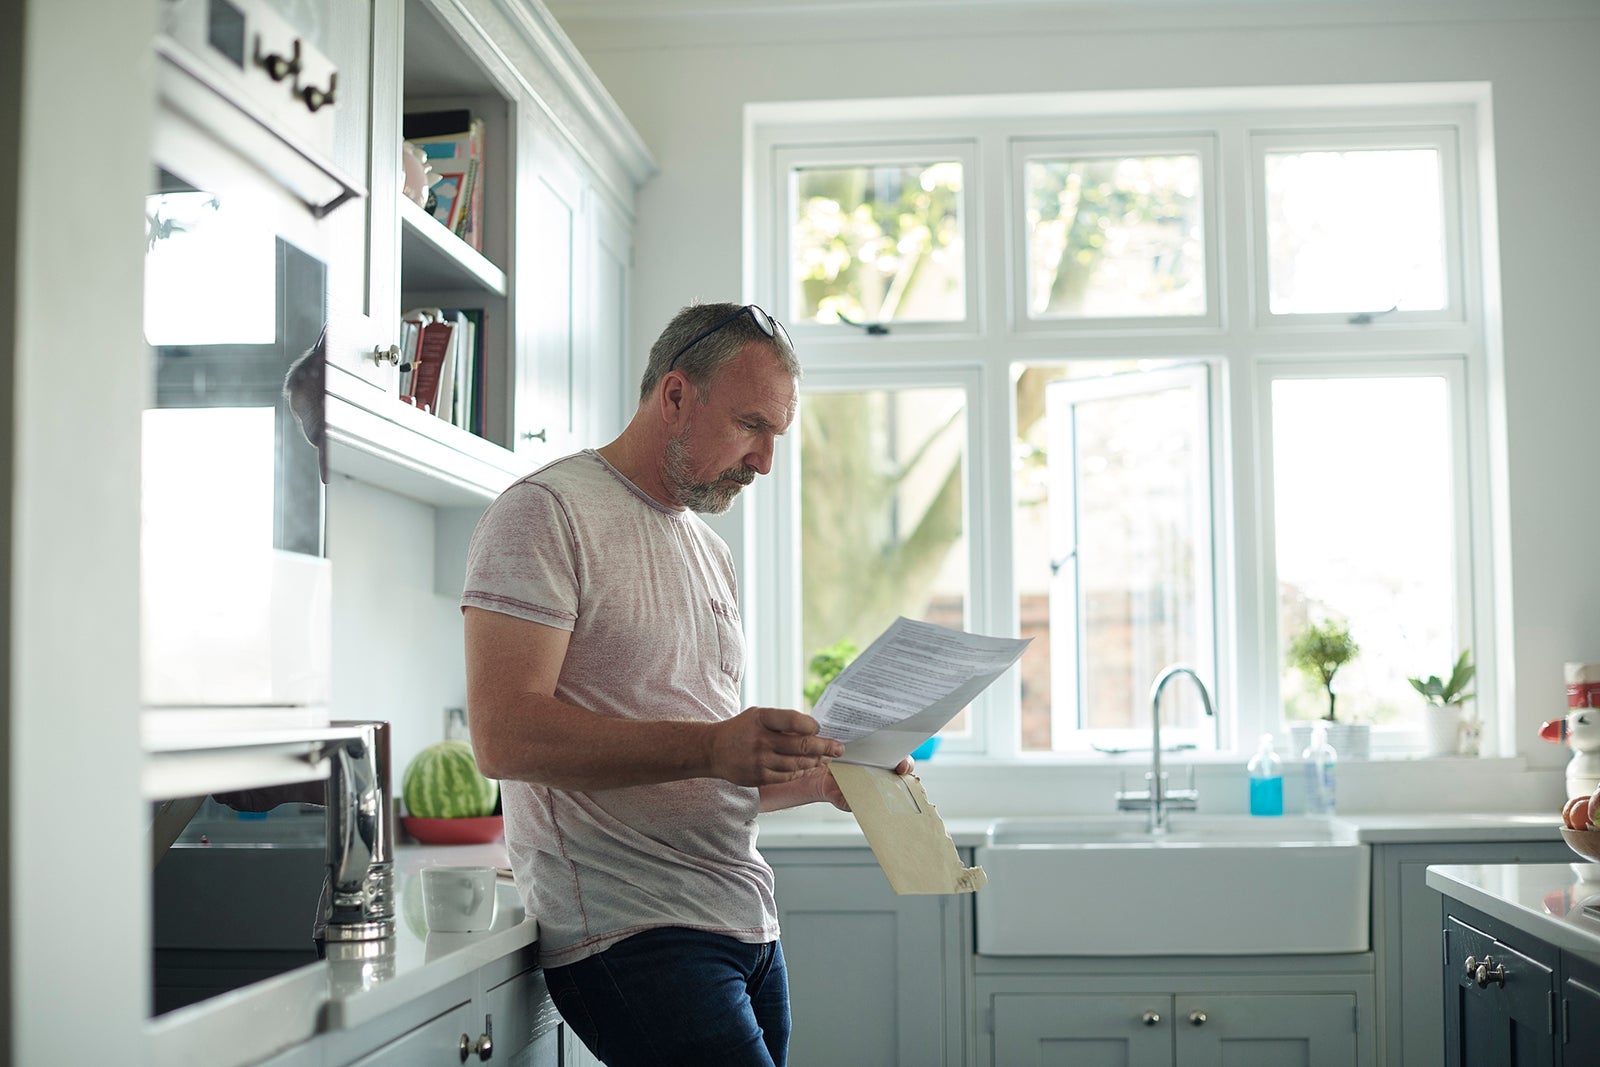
[326,369,524,508]
[398,194,506,295]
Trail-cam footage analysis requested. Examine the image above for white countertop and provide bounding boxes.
[147,840,537,1067]
[1426,861,1600,964]
[754,809,1565,849]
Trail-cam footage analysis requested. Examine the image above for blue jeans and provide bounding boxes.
[545,927,790,1067]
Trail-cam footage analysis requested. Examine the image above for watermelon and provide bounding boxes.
[402,739,498,818]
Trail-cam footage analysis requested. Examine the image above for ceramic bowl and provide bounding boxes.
[1561,826,1600,863]
[402,814,504,845]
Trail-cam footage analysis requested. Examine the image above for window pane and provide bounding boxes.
[1013,364,1212,751]
[1023,155,1205,319]
[1272,377,1457,726]
[1265,148,1446,315]
[791,162,965,325]
[799,387,970,733]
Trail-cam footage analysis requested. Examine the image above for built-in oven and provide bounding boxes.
[142,1,394,1049]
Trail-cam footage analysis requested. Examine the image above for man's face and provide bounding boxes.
[664,343,798,514]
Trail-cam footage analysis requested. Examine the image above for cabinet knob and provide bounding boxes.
[1188,1009,1208,1026]
[372,344,401,366]
[1141,1010,1161,1026]
[523,429,548,443]
[459,1032,492,1061]
[1474,955,1507,989]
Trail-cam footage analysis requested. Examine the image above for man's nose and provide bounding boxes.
[746,435,776,476]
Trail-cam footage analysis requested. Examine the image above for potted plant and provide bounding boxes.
[1287,618,1369,759]
[1409,649,1475,757]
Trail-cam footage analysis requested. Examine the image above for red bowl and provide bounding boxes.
[402,815,504,845]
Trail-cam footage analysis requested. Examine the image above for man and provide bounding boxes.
[461,302,897,1066]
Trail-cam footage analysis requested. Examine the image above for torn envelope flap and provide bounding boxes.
[829,762,987,896]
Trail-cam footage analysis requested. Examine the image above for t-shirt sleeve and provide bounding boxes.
[460,481,580,631]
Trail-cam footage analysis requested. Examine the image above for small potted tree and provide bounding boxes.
[1409,648,1475,757]
[1288,618,1369,759]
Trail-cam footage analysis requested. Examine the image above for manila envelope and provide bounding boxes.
[829,762,986,895]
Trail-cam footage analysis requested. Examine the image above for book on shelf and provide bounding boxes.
[403,111,485,251]
[398,307,484,435]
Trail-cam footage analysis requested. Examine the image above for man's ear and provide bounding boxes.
[657,369,690,427]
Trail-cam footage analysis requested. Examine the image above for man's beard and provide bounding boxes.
[664,435,755,514]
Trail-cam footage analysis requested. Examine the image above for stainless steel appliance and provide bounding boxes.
[142,0,362,751]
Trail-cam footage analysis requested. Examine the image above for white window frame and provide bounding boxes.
[768,140,984,339]
[746,87,1496,760]
[1044,363,1219,754]
[1010,134,1222,335]
[1248,125,1467,329]
[1252,354,1484,755]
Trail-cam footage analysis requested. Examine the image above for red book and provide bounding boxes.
[406,320,455,414]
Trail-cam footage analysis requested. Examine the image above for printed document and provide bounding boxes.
[812,617,1031,768]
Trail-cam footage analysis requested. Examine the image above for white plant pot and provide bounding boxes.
[1423,703,1465,757]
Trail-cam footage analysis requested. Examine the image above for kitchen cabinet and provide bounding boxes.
[978,973,1369,1067]
[1372,838,1571,1066]
[1443,907,1558,1066]
[765,848,968,1067]
[256,961,559,1067]
[324,0,653,510]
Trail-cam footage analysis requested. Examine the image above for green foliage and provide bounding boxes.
[1408,649,1475,707]
[803,639,859,709]
[1288,619,1360,722]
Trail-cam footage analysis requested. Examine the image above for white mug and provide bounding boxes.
[421,865,497,933]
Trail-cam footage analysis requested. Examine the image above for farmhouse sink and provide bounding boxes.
[973,815,1370,956]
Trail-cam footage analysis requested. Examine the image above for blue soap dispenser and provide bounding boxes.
[1247,733,1284,816]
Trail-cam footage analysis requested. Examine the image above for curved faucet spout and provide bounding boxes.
[1145,664,1216,832]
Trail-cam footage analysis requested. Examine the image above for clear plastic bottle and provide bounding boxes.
[1303,721,1338,815]
[1247,733,1284,816]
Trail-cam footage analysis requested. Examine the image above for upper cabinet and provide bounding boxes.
[324,0,654,508]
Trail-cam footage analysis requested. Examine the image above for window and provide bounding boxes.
[796,378,976,736]
[1252,128,1462,324]
[752,91,1491,757]
[1018,364,1215,752]
[1019,145,1209,321]
[1267,369,1464,726]
[775,143,979,333]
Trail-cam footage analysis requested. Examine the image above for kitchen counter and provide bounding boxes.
[755,809,1564,849]
[147,841,537,1067]
[1426,860,1600,966]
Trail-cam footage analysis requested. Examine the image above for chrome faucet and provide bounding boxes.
[1116,665,1216,833]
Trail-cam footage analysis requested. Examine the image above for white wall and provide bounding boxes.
[327,478,472,777]
[555,3,1600,790]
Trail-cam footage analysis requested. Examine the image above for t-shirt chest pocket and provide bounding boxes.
[709,598,745,682]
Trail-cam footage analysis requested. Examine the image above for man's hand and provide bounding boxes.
[767,754,916,813]
[709,706,844,786]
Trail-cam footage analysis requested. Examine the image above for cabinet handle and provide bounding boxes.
[300,72,337,113]
[459,1032,492,1061]
[1188,1009,1208,1026]
[372,344,401,366]
[1140,1010,1161,1026]
[253,35,301,82]
[523,429,548,443]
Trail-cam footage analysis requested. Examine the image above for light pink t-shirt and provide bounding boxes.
[460,450,779,968]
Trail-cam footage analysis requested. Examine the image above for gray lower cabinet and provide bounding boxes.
[345,1001,481,1067]
[254,963,559,1067]
[980,977,1366,1067]
[1372,837,1570,1066]
[765,848,967,1067]
[1442,910,1556,1067]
